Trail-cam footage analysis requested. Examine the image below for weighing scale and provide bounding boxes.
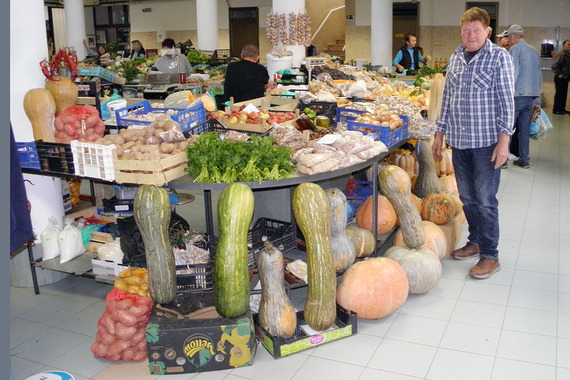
[305,57,326,81]
[144,49,186,99]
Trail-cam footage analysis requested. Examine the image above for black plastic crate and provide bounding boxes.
[298,101,338,124]
[36,141,75,174]
[175,262,213,291]
[210,218,296,269]
[175,237,213,291]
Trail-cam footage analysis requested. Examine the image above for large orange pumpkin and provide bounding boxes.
[336,257,408,319]
[449,192,464,216]
[393,221,448,260]
[355,195,398,236]
[439,174,458,194]
[421,192,456,225]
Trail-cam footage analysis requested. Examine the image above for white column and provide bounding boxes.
[272,0,306,67]
[10,0,65,236]
[196,0,218,50]
[64,0,87,60]
[370,0,392,67]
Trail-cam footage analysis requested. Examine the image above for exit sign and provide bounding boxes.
[142,8,151,12]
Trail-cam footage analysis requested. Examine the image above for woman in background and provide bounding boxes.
[130,40,146,60]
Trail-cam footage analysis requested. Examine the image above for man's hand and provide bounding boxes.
[432,132,444,162]
[491,133,510,169]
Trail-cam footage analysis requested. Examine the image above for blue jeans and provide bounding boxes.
[452,144,501,260]
[513,96,537,163]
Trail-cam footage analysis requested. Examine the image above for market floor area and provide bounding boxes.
[10,111,570,380]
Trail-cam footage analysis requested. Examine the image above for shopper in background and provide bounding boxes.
[432,7,515,279]
[496,30,511,50]
[393,33,431,74]
[507,24,542,169]
[130,40,146,60]
[83,40,112,67]
[223,44,276,103]
[552,39,570,115]
[151,38,193,76]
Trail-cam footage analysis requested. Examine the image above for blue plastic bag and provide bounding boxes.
[530,107,553,141]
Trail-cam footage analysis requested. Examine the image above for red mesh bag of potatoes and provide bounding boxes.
[90,288,153,362]
[54,104,105,144]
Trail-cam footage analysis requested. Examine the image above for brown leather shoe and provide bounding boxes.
[469,257,501,279]
[452,242,480,260]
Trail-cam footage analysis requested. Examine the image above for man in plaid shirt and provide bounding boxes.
[432,7,515,279]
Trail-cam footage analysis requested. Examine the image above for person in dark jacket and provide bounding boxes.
[223,44,275,103]
[552,40,570,115]
[393,33,431,73]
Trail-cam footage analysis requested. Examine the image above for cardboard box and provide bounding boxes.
[439,213,464,257]
[146,291,256,375]
[254,304,357,358]
[91,257,128,277]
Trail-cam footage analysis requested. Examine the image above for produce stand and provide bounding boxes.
[20,138,406,294]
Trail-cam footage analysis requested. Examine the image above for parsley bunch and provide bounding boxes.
[185,133,295,183]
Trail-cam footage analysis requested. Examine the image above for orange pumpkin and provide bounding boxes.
[439,174,458,194]
[449,193,464,216]
[336,257,409,319]
[355,195,398,236]
[392,153,416,179]
[421,192,456,225]
[393,220,448,260]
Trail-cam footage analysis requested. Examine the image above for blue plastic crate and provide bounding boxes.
[347,116,408,147]
[115,100,206,132]
[77,66,115,82]
[336,107,368,125]
[16,142,40,170]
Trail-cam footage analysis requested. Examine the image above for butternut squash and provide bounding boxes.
[23,88,56,142]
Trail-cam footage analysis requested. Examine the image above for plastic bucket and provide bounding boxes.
[266,54,293,82]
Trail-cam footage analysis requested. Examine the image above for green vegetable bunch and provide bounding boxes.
[185,132,295,183]
[416,66,445,79]
[187,49,211,65]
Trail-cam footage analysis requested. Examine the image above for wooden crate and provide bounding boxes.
[113,147,188,186]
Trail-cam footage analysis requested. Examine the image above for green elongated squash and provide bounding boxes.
[292,183,336,331]
[379,165,425,249]
[134,185,176,304]
[257,241,297,338]
[325,188,357,273]
[214,183,254,318]
[413,139,441,198]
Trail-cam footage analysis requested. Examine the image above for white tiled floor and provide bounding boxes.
[10,111,570,380]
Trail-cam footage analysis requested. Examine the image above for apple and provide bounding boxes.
[228,116,238,123]
[238,114,248,122]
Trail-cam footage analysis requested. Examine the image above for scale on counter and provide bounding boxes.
[144,69,182,99]
[305,57,326,80]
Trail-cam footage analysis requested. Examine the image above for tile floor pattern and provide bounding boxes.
[10,111,570,380]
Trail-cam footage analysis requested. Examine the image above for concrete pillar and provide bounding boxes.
[64,0,87,60]
[196,0,218,51]
[10,0,67,287]
[370,0,392,68]
[271,0,307,67]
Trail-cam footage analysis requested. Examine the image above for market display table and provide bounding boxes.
[21,138,407,294]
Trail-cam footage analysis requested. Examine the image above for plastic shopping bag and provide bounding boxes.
[40,216,61,260]
[531,107,554,141]
[58,219,85,264]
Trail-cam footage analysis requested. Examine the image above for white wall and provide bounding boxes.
[129,0,273,32]
[355,0,570,28]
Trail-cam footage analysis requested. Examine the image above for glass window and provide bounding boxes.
[111,6,127,25]
[94,6,109,26]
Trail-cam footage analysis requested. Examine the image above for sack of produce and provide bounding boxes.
[40,216,61,260]
[54,104,105,144]
[90,288,153,362]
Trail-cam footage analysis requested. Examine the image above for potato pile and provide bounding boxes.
[94,118,195,160]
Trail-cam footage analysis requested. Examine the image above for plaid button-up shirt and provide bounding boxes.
[437,39,515,149]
